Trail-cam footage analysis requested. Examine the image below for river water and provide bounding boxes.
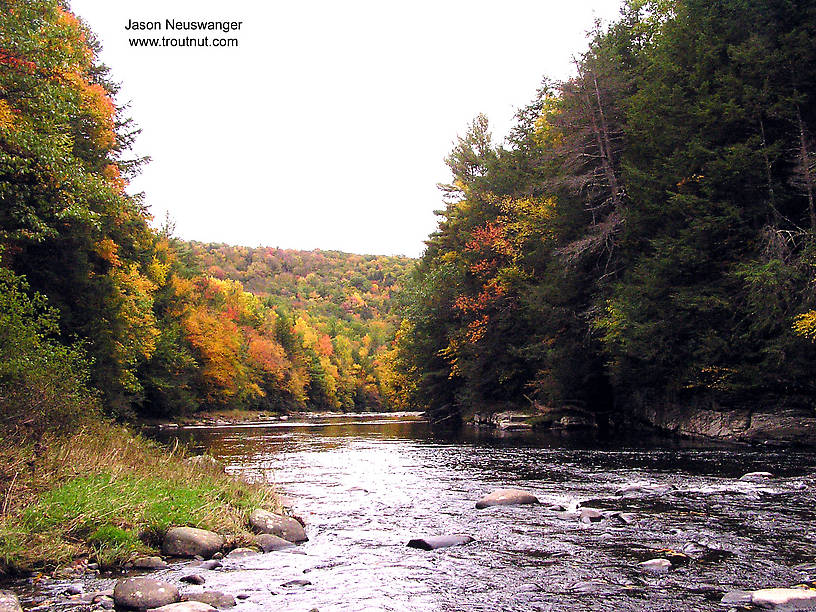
[22,413,816,611]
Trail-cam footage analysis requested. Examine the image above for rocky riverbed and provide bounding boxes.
[7,413,816,611]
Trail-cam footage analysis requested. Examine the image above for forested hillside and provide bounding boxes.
[394,0,816,420]
[186,242,410,324]
[0,2,410,419]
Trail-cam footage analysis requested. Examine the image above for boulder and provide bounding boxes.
[185,591,237,608]
[147,603,216,612]
[639,558,671,574]
[0,591,22,612]
[180,574,205,585]
[475,488,540,509]
[406,535,475,550]
[750,588,816,610]
[254,533,295,552]
[113,577,180,610]
[163,527,224,559]
[132,556,168,569]
[249,509,308,542]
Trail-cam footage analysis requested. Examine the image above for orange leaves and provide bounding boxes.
[95,238,121,268]
[317,334,334,357]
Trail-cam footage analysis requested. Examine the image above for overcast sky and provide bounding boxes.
[69,0,623,257]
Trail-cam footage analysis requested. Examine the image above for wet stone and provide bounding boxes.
[720,590,753,606]
[750,588,816,610]
[475,488,540,509]
[180,574,205,585]
[226,547,259,559]
[113,577,180,609]
[132,556,169,569]
[0,591,22,612]
[163,527,224,559]
[406,535,475,550]
[579,508,604,523]
[185,591,237,608]
[254,533,296,552]
[281,579,312,587]
[249,509,308,543]
[192,559,223,570]
[740,471,774,482]
[146,603,216,611]
[639,558,671,574]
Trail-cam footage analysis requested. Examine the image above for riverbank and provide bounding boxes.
[465,402,816,447]
[0,420,279,575]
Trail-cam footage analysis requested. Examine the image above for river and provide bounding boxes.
[21,412,816,611]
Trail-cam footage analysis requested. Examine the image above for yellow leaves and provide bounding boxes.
[95,238,121,267]
[533,95,564,150]
[0,100,16,131]
[793,311,816,341]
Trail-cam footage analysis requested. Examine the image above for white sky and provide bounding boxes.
[68,0,623,257]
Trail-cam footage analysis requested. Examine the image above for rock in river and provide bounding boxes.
[226,547,259,559]
[255,533,295,552]
[163,527,224,559]
[249,509,308,542]
[147,603,216,612]
[579,508,604,523]
[185,591,237,608]
[113,577,180,609]
[475,488,540,509]
[740,471,774,482]
[639,558,671,574]
[0,591,22,612]
[407,535,475,550]
[132,555,168,569]
[750,588,816,610]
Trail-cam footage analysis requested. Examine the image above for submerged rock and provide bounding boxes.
[113,577,180,609]
[0,591,22,612]
[475,488,540,509]
[180,574,205,585]
[281,579,312,587]
[639,558,671,574]
[132,556,168,569]
[249,509,308,542]
[750,588,816,610]
[255,533,296,552]
[226,547,259,559]
[406,535,475,550]
[185,591,237,608]
[163,527,224,559]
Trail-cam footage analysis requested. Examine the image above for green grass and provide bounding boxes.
[0,422,279,573]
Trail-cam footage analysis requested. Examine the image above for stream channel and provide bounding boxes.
[21,412,816,611]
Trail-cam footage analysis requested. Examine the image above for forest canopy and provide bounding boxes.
[392,0,816,418]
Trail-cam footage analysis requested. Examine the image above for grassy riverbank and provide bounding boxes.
[0,421,279,574]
